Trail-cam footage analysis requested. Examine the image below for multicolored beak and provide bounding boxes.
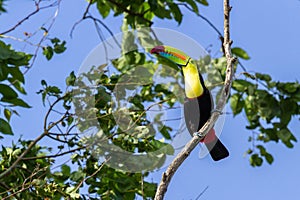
[150,45,190,67]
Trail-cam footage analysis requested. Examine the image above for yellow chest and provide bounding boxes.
[182,62,204,98]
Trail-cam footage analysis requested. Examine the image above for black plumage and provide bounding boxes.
[184,73,229,161]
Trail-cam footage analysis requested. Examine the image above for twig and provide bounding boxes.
[73,158,110,192]
[2,166,48,200]
[0,34,42,47]
[0,0,60,35]
[0,97,64,179]
[176,2,223,37]
[21,146,86,160]
[195,185,209,200]
[24,0,62,73]
[154,0,236,199]
[70,1,120,48]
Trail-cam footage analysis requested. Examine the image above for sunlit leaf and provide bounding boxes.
[0,118,13,135]
[232,47,250,60]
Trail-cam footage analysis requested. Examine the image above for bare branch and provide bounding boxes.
[0,0,61,35]
[195,185,209,200]
[21,146,86,161]
[176,2,223,37]
[154,0,236,199]
[70,0,120,48]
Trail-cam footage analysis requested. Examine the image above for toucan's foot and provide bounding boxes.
[193,131,205,139]
[211,109,223,115]
[193,129,216,143]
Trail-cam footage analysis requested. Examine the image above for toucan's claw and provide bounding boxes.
[211,109,223,115]
[193,131,205,139]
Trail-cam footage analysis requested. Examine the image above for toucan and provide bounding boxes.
[150,45,229,161]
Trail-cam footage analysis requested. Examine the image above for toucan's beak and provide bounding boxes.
[150,45,165,55]
[150,45,190,67]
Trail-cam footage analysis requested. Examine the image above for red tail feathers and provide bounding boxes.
[200,128,216,144]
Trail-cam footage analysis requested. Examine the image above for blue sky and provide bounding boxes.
[1,0,300,199]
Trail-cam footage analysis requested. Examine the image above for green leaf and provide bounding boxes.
[256,145,266,155]
[160,126,172,140]
[232,47,250,60]
[1,98,31,108]
[43,46,54,60]
[230,93,244,116]
[8,78,26,94]
[244,95,258,122]
[255,72,271,82]
[9,66,25,83]
[168,3,183,24]
[0,0,7,13]
[232,79,254,92]
[0,40,14,60]
[265,153,274,164]
[185,0,199,14]
[97,0,111,18]
[148,0,158,10]
[53,41,67,54]
[66,71,76,86]
[67,116,74,126]
[142,182,157,197]
[0,84,18,99]
[195,0,209,6]
[280,98,297,126]
[250,154,263,167]
[41,79,47,87]
[164,143,175,155]
[0,41,32,65]
[0,118,13,135]
[70,170,85,182]
[242,72,256,80]
[61,164,71,176]
[277,82,299,94]
[50,38,60,44]
[95,86,111,109]
[277,128,292,142]
[47,86,62,94]
[4,108,11,122]
[0,65,8,81]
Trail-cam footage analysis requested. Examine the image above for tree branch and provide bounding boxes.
[195,185,209,200]
[0,0,61,35]
[70,0,120,48]
[0,96,65,179]
[21,145,86,161]
[154,0,236,199]
[176,2,223,37]
[73,158,110,193]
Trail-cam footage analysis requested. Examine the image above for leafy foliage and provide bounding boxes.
[0,40,32,136]
[198,51,299,166]
[0,0,6,13]
[229,59,299,166]
[0,139,55,199]
[43,38,67,60]
[93,0,208,27]
[72,28,180,173]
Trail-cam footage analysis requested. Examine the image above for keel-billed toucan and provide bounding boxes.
[151,45,229,161]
